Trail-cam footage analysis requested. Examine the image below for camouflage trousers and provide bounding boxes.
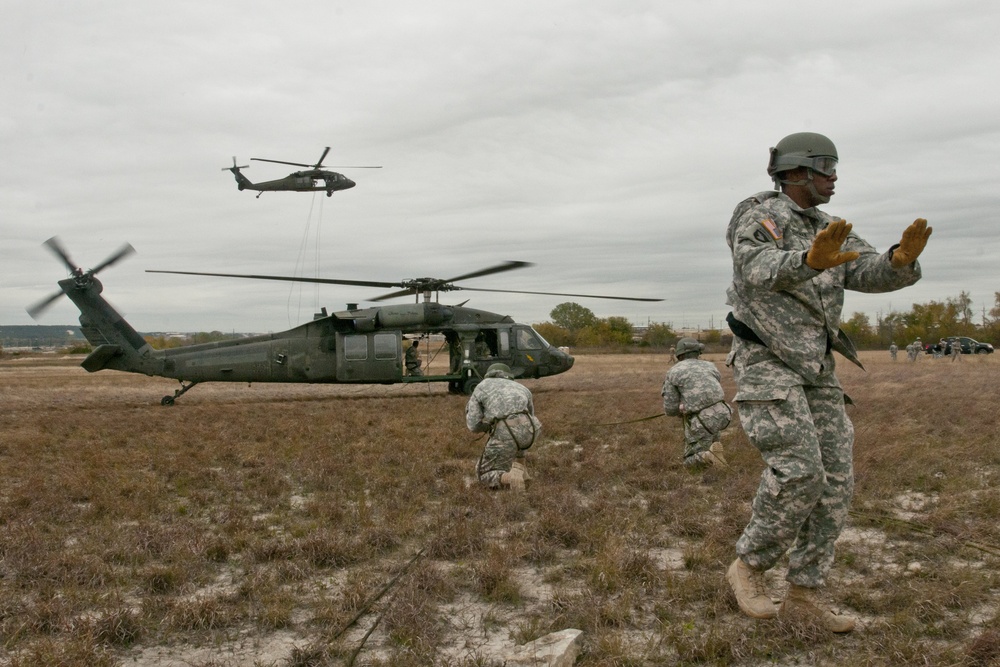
[735,385,854,588]
[682,401,732,465]
[476,414,539,488]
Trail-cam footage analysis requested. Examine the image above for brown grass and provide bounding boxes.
[1,350,999,665]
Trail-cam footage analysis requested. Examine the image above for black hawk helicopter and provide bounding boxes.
[224,146,381,198]
[29,238,662,405]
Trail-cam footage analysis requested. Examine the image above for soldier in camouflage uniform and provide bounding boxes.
[465,363,541,491]
[661,337,732,468]
[724,132,932,632]
[405,339,423,376]
[889,342,898,361]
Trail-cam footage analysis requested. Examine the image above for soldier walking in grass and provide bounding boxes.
[724,132,932,633]
[952,340,963,362]
[661,337,732,468]
[465,363,541,491]
[889,342,898,361]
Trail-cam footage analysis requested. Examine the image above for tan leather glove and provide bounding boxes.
[890,218,932,268]
[805,219,861,270]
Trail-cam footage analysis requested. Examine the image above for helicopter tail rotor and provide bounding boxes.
[222,157,250,171]
[28,237,136,320]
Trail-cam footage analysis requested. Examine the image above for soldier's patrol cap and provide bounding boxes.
[485,363,513,378]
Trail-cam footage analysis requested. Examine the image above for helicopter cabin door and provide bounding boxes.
[335,331,402,382]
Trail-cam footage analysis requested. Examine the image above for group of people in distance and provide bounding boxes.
[464,132,932,635]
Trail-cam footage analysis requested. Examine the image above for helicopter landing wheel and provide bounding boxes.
[462,377,481,395]
[161,380,199,406]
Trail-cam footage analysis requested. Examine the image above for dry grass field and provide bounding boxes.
[2,350,1000,666]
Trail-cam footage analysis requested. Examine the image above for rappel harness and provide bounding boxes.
[684,399,733,435]
[489,409,538,451]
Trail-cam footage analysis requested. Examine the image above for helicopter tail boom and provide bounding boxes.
[59,276,162,375]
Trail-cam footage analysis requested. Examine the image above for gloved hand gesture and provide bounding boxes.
[890,218,932,268]
[805,219,860,270]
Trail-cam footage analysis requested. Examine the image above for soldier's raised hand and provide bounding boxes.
[805,219,861,270]
[890,218,932,268]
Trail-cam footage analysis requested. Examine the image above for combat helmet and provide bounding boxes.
[767,132,838,182]
[675,337,704,359]
[485,362,513,379]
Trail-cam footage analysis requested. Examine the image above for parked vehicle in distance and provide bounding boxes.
[925,336,994,355]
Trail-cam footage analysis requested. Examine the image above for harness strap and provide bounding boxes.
[490,409,537,450]
[685,400,733,435]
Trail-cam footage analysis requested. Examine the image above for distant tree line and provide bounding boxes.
[832,290,1000,349]
[538,292,1000,353]
[534,302,684,349]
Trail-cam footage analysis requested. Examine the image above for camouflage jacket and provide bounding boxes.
[662,358,725,416]
[726,191,921,386]
[466,378,540,434]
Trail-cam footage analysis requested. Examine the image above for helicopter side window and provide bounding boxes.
[516,328,543,351]
[475,331,498,358]
[373,333,397,360]
[344,335,368,361]
[499,330,510,356]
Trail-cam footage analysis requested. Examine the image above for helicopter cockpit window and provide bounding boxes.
[373,333,397,360]
[516,328,543,351]
[344,335,368,361]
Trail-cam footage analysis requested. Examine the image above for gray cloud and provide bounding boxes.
[3,1,998,334]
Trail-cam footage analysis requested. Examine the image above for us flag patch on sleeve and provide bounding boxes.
[759,218,782,241]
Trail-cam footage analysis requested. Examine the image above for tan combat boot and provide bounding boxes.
[511,459,531,482]
[780,584,856,633]
[500,467,525,492]
[726,558,777,619]
[706,442,728,466]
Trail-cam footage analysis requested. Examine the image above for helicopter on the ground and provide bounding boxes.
[223,146,381,198]
[29,238,663,405]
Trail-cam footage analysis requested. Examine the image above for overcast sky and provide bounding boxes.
[3,1,999,335]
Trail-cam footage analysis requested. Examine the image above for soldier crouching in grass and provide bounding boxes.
[724,132,932,633]
[465,363,541,491]
[661,337,732,468]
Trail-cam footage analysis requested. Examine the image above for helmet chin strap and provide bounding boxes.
[777,169,830,205]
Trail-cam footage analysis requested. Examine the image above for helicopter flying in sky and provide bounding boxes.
[223,146,381,198]
[29,238,662,405]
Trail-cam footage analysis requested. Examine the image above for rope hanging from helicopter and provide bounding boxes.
[286,192,327,327]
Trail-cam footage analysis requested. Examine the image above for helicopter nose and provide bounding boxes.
[554,347,574,371]
[343,178,356,189]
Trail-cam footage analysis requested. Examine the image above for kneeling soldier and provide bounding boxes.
[465,363,541,491]
[661,337,732,468]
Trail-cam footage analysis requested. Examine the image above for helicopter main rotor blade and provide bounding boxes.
[27,290,67,320]
[251,157,313,168]
[314,146,331,169]
[146,269,401,290]
[369,288,418,302]
[443,260,533,284]
[367,261,534,302]
[43,236,78,274]
[453,286,663,302]
[90,243,136,275]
